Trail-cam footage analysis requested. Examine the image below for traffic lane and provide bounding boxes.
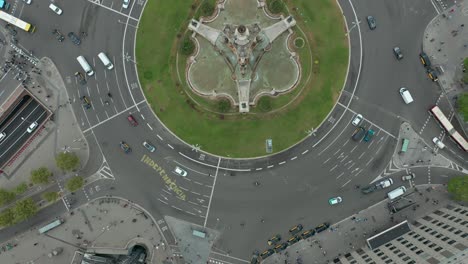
[0,73,20,102]
[205,164,395,258]
[0,96,38,132]
[0,103,47,165]
[355,0,437,133]
[91,118,210,223]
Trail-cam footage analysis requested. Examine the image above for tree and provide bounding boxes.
[447,176,468,202]
[14,182,28,195]
[30,167,52,184]
[200,1,215,17]
[268,0,287,14]
[43,192,59,202]
[0,188,16,206]
[14,198,37,222]
[180,34,195,56]
[0,208,15,227]
[55,152,80,172]
[458,93,468,121]
[66,176,84,192]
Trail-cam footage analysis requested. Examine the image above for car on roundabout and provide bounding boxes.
[393,46,403,60]
[328,196,342,205]
[142,141,156,152]
[174,166,187,177]
[361,185,377,194]
[119,141,131,154]
[366,16,376,30]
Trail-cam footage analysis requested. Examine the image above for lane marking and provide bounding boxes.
[204,157,221,227]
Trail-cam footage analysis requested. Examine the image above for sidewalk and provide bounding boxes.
[263,184,452,264]
[0,196,176,264]
[0,56,90,193]
[422,0,468,135]
[393,122,450,169]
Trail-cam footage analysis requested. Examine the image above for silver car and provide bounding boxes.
[142,141,156,152]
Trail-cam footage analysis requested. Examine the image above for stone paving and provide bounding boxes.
[0,196,175,264]
[423,0,468,134]
[263,184,452,264]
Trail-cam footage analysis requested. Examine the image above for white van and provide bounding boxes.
[97,52,114,70]
[76,56,94,76]
[387,186,406,200]
[399,88,414,104]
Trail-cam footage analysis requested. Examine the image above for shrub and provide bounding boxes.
[180,34,195,56]
[200,1,215,18]
[56,152,80,172]
[268,0,286,15]
[218,99,231,112]
[14,183,28,195]
[66,176,84,192]
[30,167,52,184]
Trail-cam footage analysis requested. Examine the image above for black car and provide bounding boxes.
[52,29,65,42]
[366,16,376,30]
[274,242,288,253]
[5,24,17,36]
[267,234,281,245]
[289,224,303,235]
[68,32,81,45]
[352,127,365,141]
[250,250,260,264]
[287,235,301,246]
[361,185,376,194]
[419,52,431,67]
[300,229,315,239]
[259,249,274,260]
[315,223,330,233]
[393,46,403,60]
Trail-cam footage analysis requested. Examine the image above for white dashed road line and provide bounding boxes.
[157,134,163,140]
[278,161,286,165]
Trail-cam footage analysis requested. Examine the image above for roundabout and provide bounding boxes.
[136,0,348,157]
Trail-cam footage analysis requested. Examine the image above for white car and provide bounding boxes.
[27,121,38,133]
[402,173,416,181]
[328,196,342,205]
[352,114,363,126]
[122,0,130,9]
[432,137,445,149]
[49,3,63,15]
[142,141,156,152]
[23,0,31,4]
[0,132,6,142]
[174,166,188,177]
[376,178,393,189]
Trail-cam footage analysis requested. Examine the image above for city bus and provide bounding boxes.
[38,219,63,234]
[0,10,34,32]
[430,106,468,152]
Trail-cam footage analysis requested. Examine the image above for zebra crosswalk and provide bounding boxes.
[99,165,114,179]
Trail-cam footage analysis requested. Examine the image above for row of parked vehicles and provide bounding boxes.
[351,114,374,142]
[251,223,330,263]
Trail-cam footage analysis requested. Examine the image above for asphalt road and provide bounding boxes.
[0,0,465,262]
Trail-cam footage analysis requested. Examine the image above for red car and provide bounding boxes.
[127,115,138,126]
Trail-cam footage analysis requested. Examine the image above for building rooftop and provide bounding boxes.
[366,220,411,250]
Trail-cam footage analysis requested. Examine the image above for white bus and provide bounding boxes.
[0,10,34,32]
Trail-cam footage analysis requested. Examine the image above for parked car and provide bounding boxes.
[300,229,315,239]
[49,3,63,15]
[259,249,274,260]
[427,68,438,81]
[52,29,65,42]
[352,114,363,126]
[174,166,187,177]
[366,16,376,30]
[82,96,91,109]
[364,129,375,142]
[267,234,281,245]
[23,0,31,4]
[68,32,81,45]
[289,224,303,235]
[393,46,403,60]
[142,141,156,152]
[402,173,416,181]
[419,52,431,67]
[328,196,342,205]
[274,242,288,253]
[314,223,330,233]
[74,71,87,85]
[287,235,300,246]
